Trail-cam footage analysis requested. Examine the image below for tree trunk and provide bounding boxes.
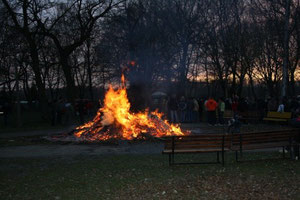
[282,0,291,97]
[14,64,22,127]
[28,40,48,118]
[204,57,210,97]
[290,69,295,95]
[60,52,76,102]
[248,71,257,101]
[86,40,94,100]
[179,42,188,95]
[237,76,244,97]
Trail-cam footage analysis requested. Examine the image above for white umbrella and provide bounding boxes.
[151,91,167,97]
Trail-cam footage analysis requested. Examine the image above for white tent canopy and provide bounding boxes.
[151,91,167,97]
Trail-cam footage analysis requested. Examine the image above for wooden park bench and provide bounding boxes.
[231,129,300,162]
[223,110,234,121]
[263,111,292,123]
[240,111,260,123]
[162,135,231,166]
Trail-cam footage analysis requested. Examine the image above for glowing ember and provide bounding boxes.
[74,75,188,141]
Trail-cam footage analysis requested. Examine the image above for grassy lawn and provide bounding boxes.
[1,153,299,200]
[0,111,63,134]
[0,109,83,134]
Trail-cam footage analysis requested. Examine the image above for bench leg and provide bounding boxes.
[217,152,220,163]
[236,151,239,162]
[240,149,243,158]
[169,154,175,166]
[282,146,285,158]
[222,151,224,166]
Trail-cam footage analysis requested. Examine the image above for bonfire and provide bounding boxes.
[74,74,188,141]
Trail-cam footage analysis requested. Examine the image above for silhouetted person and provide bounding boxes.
[64,102,74,125]
[186,98,194,122]
[205,97,218,126]
[56,98,65,125]
[168,95,178,123]
[231,97,239,118]
[192,98,199,122]
[0,90,11,127]
[257,98,267,120]
[198,98,204,122]
[227,115,242,134]
[3,101,11,127]
[267,98,277,111]
[178,96,187,123]
[77,99,85,124]
[49,100,57,126]
[217,98,225,125]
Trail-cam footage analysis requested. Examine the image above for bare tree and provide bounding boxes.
[2,0,48,116]
[34,0,124,101]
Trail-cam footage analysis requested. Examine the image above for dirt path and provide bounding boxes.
[0,142,164,158]
[0,126,76,138]
[0,123,291,158]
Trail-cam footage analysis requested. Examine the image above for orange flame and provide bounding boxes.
[74,76,188,141]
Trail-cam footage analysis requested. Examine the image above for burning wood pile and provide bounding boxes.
[74,75,188,141]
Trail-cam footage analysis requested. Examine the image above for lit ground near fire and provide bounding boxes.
[0,123,299,199]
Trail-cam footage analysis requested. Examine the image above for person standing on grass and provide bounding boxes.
[168,95,178,123]
[205,97,218,126]
[56,97,65,125]
[64,102,74,125]
[231,97,239,117]
[267,98,277,111]
[198,98,204,122]
[217,98,225,125]
[77,99,85,124]
[192,98,199,122]
[186,98,194,123]
[49,99,57,126]
[178,96,187,123]
[277,100,285,113]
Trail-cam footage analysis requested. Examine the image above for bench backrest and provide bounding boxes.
[266,111,292,119]
[232,129,299,146]
[224,110,233,118]
[241,111,259,118]
[164,135,231,150]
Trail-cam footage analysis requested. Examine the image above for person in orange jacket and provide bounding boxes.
[205,97,218,126]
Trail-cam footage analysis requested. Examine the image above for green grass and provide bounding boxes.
[1,153,299,200]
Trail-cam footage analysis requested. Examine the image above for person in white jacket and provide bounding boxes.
[277,101,284,112]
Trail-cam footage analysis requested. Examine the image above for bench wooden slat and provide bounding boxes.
[163,134,230,166]
[263,118,289,122]
[266,111,292,118]
[224,110,233,119]
[244,129,298,134]
[163,148,230,154]
[231,129,299,161]
[165,144,228,149]
[232,135,292,142]
[163,135,226,139]
[231,142,290,151]
[263,111,292,122]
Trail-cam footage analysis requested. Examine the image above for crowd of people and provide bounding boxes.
[0,90,96,127]
[1,87,300,128]
[166,95,224,125]
[49,98,94,126]
[161,94,300,126]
